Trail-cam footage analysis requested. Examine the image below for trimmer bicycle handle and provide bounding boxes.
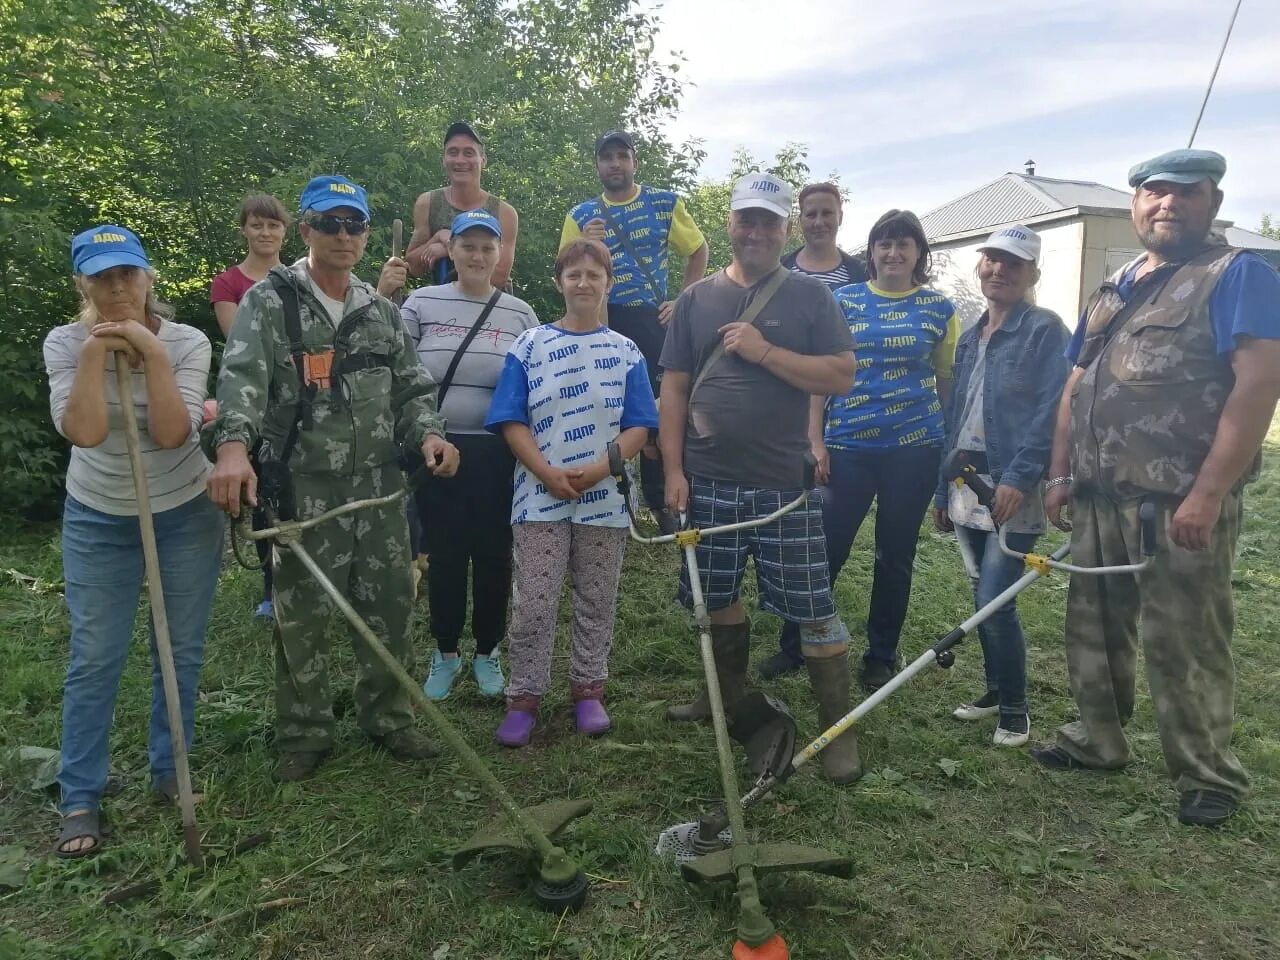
[940,448,995,508]
[607,441,626,480]
[1139,501,1157,558]
[802,451,818,491]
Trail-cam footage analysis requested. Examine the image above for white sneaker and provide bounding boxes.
[952,692,1000,721]
[993,716,1030,748]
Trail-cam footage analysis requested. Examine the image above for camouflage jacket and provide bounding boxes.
[1069,243,1246,499]
[212,260,444,477]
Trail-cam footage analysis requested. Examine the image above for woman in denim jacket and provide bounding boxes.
[933,225,1070,747]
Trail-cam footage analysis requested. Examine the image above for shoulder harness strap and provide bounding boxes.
[268,273,315,461]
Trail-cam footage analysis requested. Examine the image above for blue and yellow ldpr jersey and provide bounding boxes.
[825,282,959,450]
[561,185,704,308]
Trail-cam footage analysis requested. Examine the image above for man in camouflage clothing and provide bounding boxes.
[1034,149,1280,826]
[208,175,460,782]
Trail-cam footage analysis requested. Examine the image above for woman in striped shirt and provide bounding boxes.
[779,182,869,292]
[763,183,871,679]
[43,226,224,859]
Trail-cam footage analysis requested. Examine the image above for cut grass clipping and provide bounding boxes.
[1,421,1278,959]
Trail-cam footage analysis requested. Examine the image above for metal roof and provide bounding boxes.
[922,173,1280,257]
[921,173,1132,240]
[1224,225,1280,250]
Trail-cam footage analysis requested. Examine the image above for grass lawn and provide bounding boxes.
[2,428,1278,960]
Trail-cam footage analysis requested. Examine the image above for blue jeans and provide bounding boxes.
[953,524,1039,717]
[58,493,225,814]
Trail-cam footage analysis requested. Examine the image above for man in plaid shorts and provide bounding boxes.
[657,173,862,784]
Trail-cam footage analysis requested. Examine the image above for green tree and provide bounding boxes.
[0,0,694,515]
[1261,214,1278,240]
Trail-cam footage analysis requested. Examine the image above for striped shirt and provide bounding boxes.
[788,260,852,291]
[44,320,212,516]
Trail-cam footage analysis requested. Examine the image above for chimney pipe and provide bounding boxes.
[1025,159,1036,176]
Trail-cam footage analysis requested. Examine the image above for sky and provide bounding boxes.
[649,0,1280,245]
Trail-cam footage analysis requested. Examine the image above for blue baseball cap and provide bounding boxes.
[450,209,502,239]
[71,225,151,276]
[298,175,370,218]
[1127,149,1227,189]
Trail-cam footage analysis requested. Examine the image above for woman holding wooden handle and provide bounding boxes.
[43,226,224,858]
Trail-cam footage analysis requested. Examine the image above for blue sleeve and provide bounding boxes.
[620,358,660,430]
[1065,313,1086,363]
[1209,254,1280,355]
[1001,316,1073,493]
[484,353,531,433]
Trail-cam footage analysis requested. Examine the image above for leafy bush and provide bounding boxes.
[1,0,699,517]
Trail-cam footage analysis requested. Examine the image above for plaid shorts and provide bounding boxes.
[677,475,835,623]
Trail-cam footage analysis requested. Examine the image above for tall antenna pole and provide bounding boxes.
[1189,0,1245,147]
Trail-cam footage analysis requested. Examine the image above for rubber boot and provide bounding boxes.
[496,694,540,748]
[571,680,610,736]
[666,622,750,723]
[805,651,863,785]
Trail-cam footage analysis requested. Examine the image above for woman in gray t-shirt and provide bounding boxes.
[400,210,538,701]
[44,226,225,859]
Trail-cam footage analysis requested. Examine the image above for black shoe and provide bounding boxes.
[372,726,439,762]
[1029,743,1089,770]
[273,749,330,783]
[1177,789,1238,827]
[757,649,804,679]
[859,658,899,692]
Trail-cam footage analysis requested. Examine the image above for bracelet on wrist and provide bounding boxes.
[1045,475,1073,490]
[760,346,774,365]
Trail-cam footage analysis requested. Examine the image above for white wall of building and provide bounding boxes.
[1081,213,1144,306]
[931,220,1085,330]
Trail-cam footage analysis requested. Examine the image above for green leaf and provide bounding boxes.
[0,847,28,890]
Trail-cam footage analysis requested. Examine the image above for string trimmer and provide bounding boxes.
[241,467,591,912]
[611,445,849,960]
[658,448,1158,862]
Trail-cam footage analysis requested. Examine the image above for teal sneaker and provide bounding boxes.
[423,650,463,701]
[472,652,506,698]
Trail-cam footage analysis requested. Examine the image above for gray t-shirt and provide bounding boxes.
[660,268,854,489]
[44,319,212,516]
[400,283,538,434]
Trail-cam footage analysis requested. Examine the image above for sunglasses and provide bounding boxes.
[305,214,369,236]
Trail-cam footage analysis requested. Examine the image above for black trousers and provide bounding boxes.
[414,432,516,655]
[608,302,666,511]
[778,445,941,664]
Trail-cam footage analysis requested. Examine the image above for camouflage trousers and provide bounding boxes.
[1055,491,1248,798]
[271,465,416,753]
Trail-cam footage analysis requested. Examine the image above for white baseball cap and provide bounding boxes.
[978,224,1041,263]
[730,173,793,219]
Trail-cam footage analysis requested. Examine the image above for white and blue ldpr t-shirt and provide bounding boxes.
[485,324,659,527]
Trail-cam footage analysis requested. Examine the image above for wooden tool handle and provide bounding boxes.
[114,356,204,867]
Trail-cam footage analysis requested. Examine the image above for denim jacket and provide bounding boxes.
[933,301,1071,507]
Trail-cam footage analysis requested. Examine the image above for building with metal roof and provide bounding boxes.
[920,167,1280,328]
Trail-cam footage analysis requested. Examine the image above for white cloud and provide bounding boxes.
[649,0,1280,241]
